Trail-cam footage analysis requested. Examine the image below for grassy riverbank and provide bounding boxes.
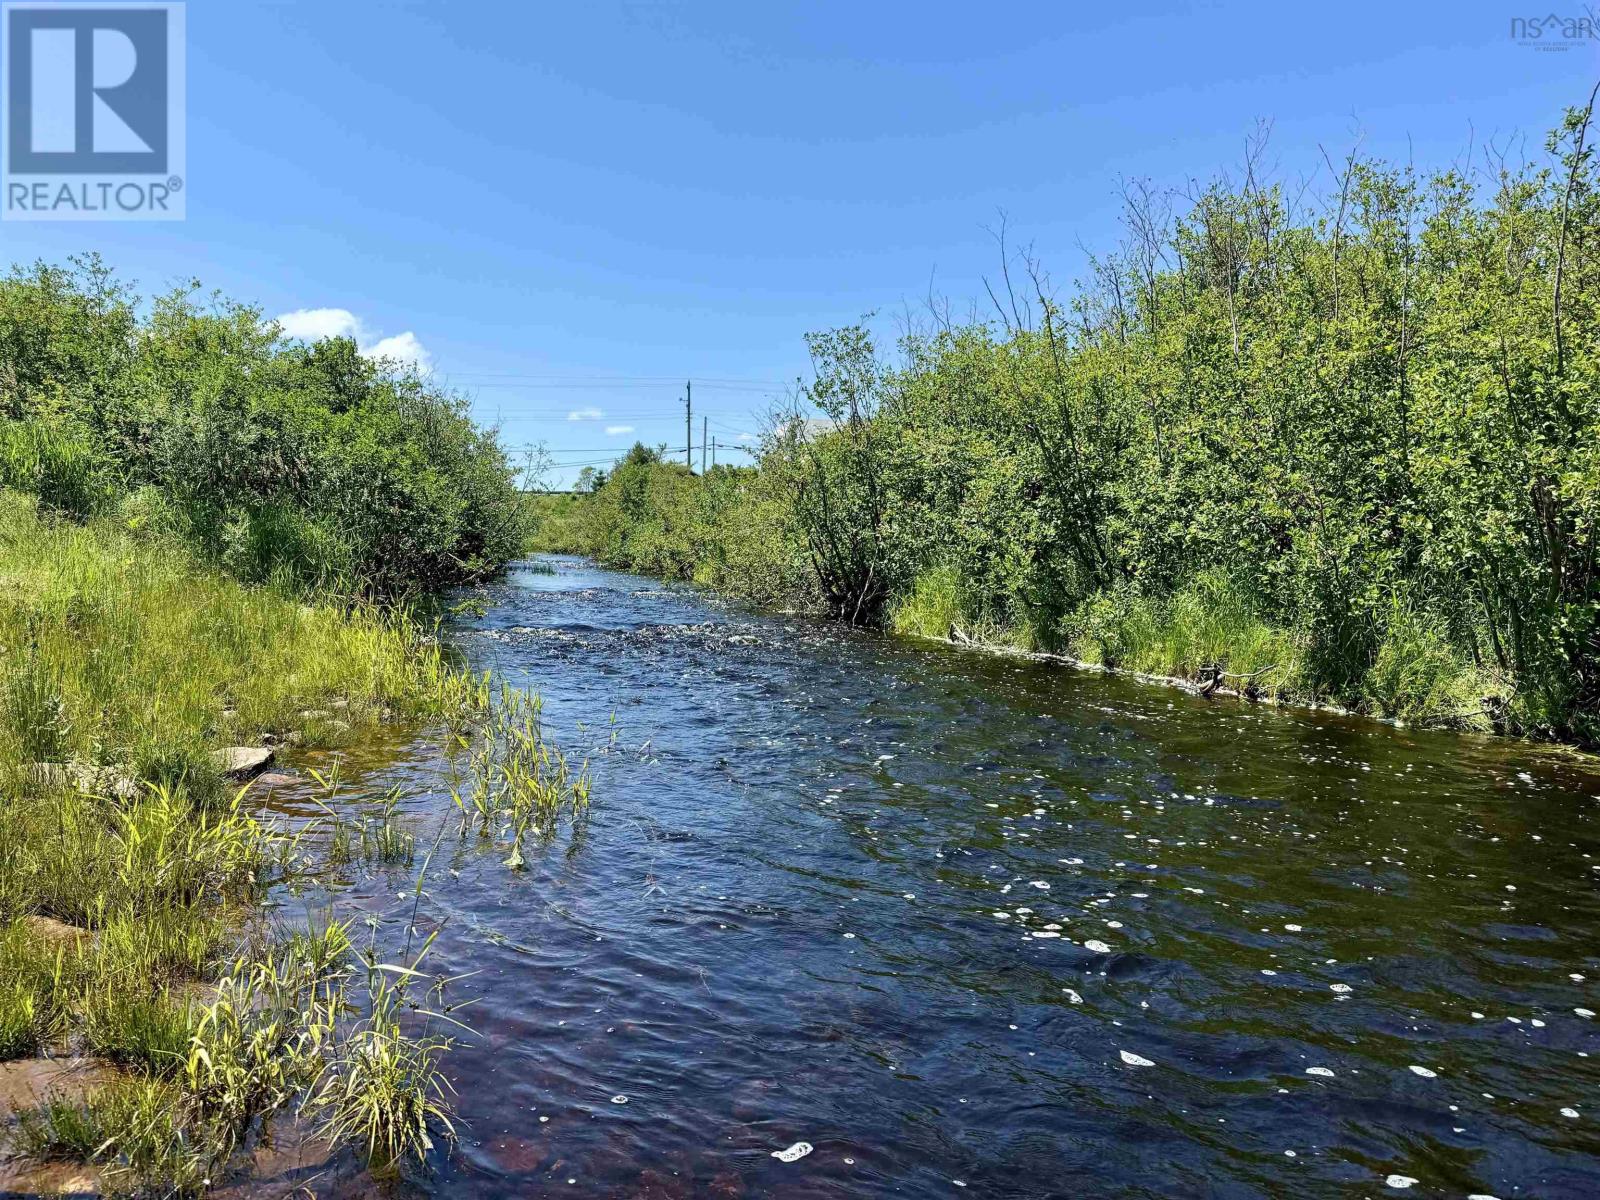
[0,259,560,1193]
[532,97,1600,746]
[0,490,485,1193]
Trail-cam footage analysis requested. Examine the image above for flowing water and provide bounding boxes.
[270,556,1600,1199]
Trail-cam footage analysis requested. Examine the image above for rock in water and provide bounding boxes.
[213,746,276,780]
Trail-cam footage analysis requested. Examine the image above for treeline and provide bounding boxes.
[539,100,1600,747]
[0,256,524,596]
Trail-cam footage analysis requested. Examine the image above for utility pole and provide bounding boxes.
[683,380,693,471]
[702,416,708,474]
[711,437,716,470]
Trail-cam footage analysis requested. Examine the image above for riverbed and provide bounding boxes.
[276,555,1600,1198]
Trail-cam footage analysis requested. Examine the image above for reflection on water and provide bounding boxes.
[263,555,1600,1199]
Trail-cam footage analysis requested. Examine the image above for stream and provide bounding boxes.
[269,555,1600,1199]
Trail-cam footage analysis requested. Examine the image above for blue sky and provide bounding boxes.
[5,1,1598,485]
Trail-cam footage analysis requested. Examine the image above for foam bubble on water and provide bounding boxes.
[1330,983,1353,994]
[1029,881,1050,889]
[1384,1175,1418,1189]
[1408,1065,1437,1078]
[1576,1008,1595,1018]
[1306,1067,1335,1077]
[1119,1050,1155,1067]
[610,1095,628,1104]
[1063,988,1083,1004]
[1561,1107,1580,1119]
[1084,939,1113,953]
[1284,923,1303,932]
[772,1142,813,1162]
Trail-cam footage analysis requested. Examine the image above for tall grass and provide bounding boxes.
[1050,572,1493,727]
[890,566,969,641]
[0,486,495,1192]
[454,683,591,868]
[309,931,460,1175]
[0,492,474,792]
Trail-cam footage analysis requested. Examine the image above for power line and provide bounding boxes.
[445,374,792,391]
[507,446,677,453]
[445,372,790,383]
[492,414,687,422]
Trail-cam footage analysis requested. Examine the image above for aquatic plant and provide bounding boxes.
[454,682,591,865]
[308,766,417,868]
[308,935,459,1174]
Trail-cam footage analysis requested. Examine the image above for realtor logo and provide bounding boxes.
[2,2,185,219]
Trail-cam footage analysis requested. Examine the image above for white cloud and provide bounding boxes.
[567,407,604,421]
[362,331,431,371]
[276,307,360,342]
[604,424,634,436]
[736,432,756,442]
[274,307,431,372]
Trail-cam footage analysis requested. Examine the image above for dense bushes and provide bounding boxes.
[0,257,524,595]
[559,442,813,607]
[541,99,1600,745]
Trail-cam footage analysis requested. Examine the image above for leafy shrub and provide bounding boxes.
[554,100,1600,743]
[0,256,524,595]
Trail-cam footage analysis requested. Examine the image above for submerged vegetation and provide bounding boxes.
[536,97,1600,746]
